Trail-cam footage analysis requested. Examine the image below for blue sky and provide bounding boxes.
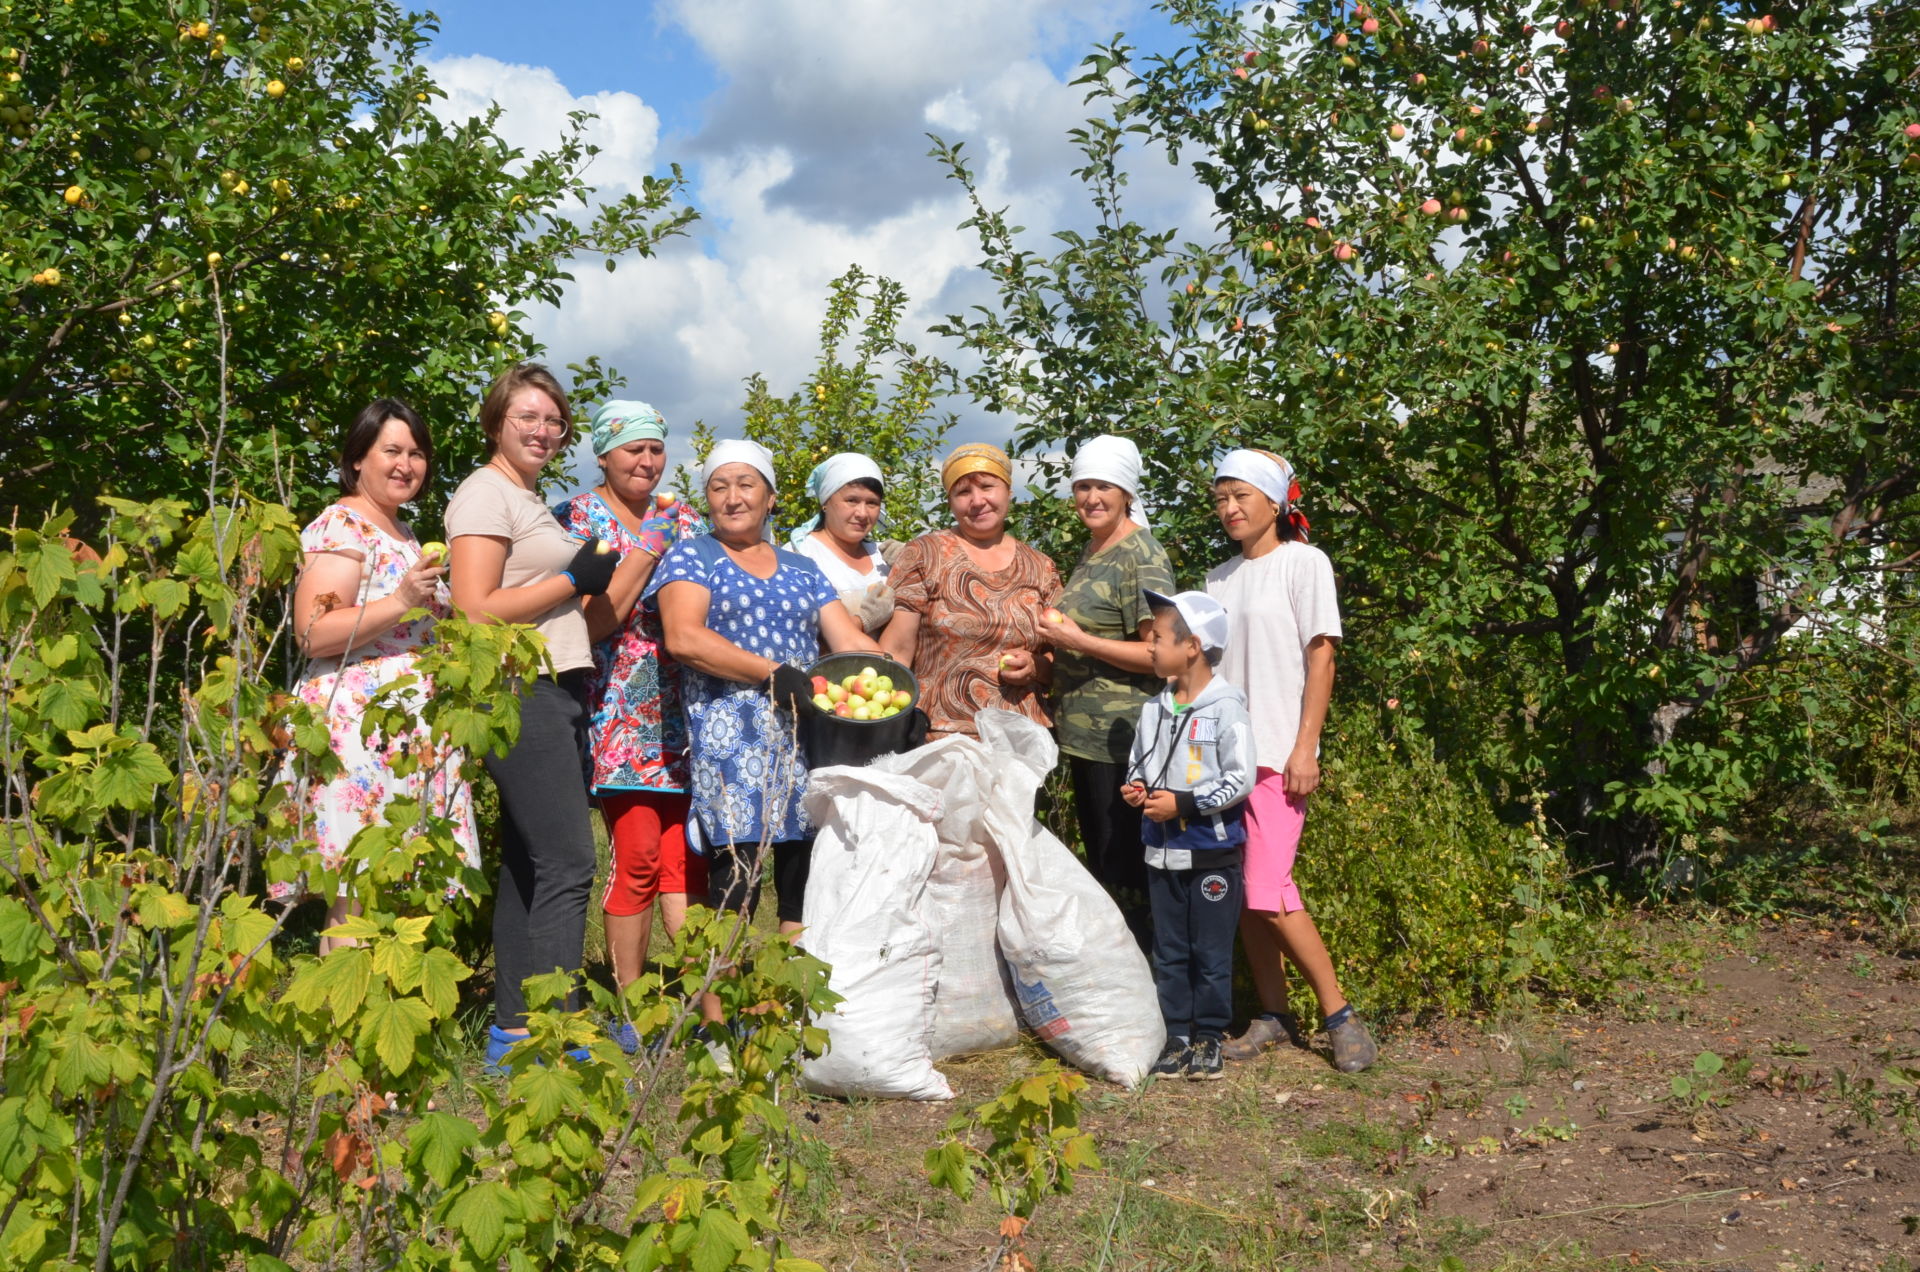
[414,1,1218,471]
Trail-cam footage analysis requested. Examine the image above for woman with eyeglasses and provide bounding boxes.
[446,363,638,1070]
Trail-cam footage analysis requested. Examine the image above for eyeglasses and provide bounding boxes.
[506,412,569,437]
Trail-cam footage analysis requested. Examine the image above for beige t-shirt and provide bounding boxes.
[444,465,592,674]
[1204,542,1342,770]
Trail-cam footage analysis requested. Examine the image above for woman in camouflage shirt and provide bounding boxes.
[1038,435,1175,950]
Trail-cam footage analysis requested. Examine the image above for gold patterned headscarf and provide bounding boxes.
[940,442,1013,493]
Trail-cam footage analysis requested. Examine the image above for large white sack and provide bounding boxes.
[797,766,953,1101]
[873,737,1023,1057]
[975,711,1166,1088]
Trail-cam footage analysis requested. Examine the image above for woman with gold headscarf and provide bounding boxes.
[880,442,1062,740]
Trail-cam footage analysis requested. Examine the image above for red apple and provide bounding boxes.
[1447,206,1470,223]
[1419,197,1442,216]
[1905,123,1920,140]
[1333,241,1356,262]
[1332,31,1349,48]
[1388,122,1406,141]
[1233,67,1248,80]
[1361,17,1379,34]
[1305,215,1322,229]
[1242,49,1258,64]
[1555,19,1572,36]
[810,675,830,695]
[1471,37,1489,55]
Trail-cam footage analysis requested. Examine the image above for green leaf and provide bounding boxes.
[447,1180,519,1260]
[691,1208,750,1272]
[360,994,434,1076]
[406,1112,481,1187]
[93,741,172,811]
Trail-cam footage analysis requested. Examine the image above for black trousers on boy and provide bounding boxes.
[1147,853,1244,1040]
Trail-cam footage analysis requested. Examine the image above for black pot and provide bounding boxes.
[803,652,920,768]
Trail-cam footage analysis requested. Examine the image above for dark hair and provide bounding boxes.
[339,398,432,496]
[478,362,575,455]
[832,477,884,501]
[1147,598,1223,668]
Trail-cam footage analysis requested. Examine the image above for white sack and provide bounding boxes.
[873,737,1023,1057]
[975,710,1166,1088]
[797,766,953,1100]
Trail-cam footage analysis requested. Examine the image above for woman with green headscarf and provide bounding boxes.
[553,399,707,1052]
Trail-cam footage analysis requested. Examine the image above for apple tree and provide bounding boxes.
[687,265,957,540]
[933,0,1920,869]
[1,0,693,525]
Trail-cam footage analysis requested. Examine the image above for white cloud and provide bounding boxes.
[428,3,1216,494]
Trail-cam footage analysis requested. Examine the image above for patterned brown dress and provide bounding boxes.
[889,528,1063,740]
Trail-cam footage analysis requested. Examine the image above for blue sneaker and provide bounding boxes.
[484,1025,528,1075]
[607,1020,641,1055]
[484,1026,593,1075]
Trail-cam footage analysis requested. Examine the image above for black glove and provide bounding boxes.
[766,663,814,713]
[561,537,618,597]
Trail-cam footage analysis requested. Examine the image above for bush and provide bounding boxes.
[1294,716,1639,1020]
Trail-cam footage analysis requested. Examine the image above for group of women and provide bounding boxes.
[285,361,1371,1074]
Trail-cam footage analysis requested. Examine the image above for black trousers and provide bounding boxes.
[1068,755,1152,951]
[484,673,596,1030]
[1147,855,1244,1040]
[705,836,812,924]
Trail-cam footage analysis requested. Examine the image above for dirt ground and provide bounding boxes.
[778,918,1920,1271]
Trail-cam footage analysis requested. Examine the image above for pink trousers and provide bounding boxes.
[1243,767,1307,914]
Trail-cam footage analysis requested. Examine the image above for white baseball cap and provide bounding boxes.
[1142,588,1230,654]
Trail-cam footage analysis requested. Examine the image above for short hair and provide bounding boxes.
[339,398,431,495]
[1147,598,1223,668]
[478,362,575,455]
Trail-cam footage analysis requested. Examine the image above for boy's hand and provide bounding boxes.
[1141,788,1180,823]
[1120,780,1147,808]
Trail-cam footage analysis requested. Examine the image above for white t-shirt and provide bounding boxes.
[1204,542,1342,770]
[444,466,592,673]
[792,533,888,606]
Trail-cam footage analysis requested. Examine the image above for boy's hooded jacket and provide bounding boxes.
[1126,677,1256,870]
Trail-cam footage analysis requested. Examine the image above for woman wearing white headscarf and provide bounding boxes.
[644,439,880,933]
[1204,447,1376,1074]
[1039,434,1175,949]
[787,452,896,633]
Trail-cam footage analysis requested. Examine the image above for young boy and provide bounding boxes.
[1124,589,1256,1080]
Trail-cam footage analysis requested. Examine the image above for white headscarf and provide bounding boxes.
[786,452,885,548]
[702,439,779,541]
[701,438,777,491]
[1214,447,1294,512]
[1070,434,1150,528]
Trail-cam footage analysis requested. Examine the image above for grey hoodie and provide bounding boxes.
[1126,676,1256,871]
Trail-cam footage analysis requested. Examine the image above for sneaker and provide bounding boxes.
[1149,1037,1191,1078]
[1221,1013,1305,1061]
[607,1020,641,1056]
[1328,1014,1378,1073]
[483,1025,527,1075]
[1186,1036,1225,1080]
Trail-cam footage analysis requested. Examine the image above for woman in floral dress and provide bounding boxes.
[553,400,707,1048]
[282,399,478,949]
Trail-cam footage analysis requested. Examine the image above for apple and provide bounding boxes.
[1774,172,1794,190]
[1388,122,1406,141]
[812,693,833,713]
[859,665,877,678]
[206,252,222,267]
[1471,37,1489,55]
[1605,342,1621,356]
[1447,206,1469,223]
[1233,67,1248,80]
[1419,197,1442,216]
[486,311,508,335]
[892,690,912,709]
[1906,124,1920,140]
[1332,31,1349,48]
[266,78,286,98]
[1042,606,1065,624]
[841,674,858,691]
[1304,215,1322,229]
[656,490,678,507]
[63,185,85,206]
[594,540,613,555]
[1555,18,1572,36]
[285,56,304,73]
[833,702,851,718]
[1260,239,1275,252]
[851,706,872,721]
[418,540,447,562]
[999,655,1016,670]
[810,675,830,695]
[1242,49,1257,64]
[1361,16,1378,33]
[873,675,893,693]
[1411,72,1427,88]
[826,684,847,704]
[1332,241,1356,263]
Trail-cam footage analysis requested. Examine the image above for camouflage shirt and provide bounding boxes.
[1052,528,1176,763]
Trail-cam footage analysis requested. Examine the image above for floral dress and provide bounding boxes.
[554,492,708,794]
[641,536,837,848]
[273,504,478,900]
